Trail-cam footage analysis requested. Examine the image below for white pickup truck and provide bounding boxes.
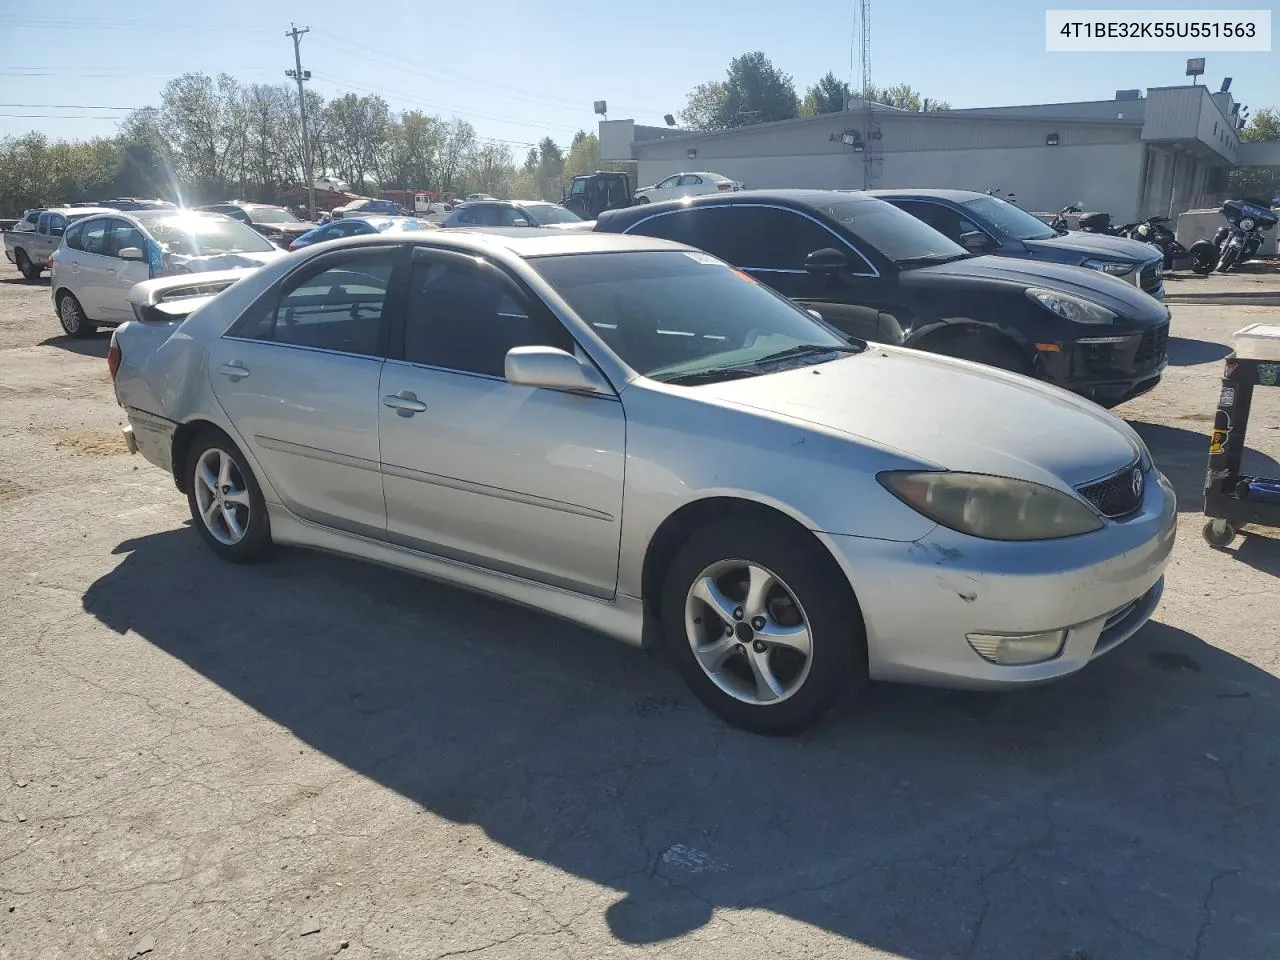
[3,207,114,281]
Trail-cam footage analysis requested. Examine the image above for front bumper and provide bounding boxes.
[1038,321,1169,406]
[821,469,1177,688]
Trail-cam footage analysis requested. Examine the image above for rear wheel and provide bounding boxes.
[56,292,96,338]
[660,517,866,735]
[15,250,41,282]
[185,433,273,563]
[634,196,650,204]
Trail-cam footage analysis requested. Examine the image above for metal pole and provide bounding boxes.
[287,24,316,221]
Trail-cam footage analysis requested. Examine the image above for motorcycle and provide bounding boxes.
[1048,204,1081,233]
[1128,216,1198,271]
[1202,199,1278,273]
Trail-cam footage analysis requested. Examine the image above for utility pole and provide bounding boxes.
[285,24,316,220]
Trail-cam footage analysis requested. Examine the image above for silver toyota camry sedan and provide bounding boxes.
[110,230,1176,735]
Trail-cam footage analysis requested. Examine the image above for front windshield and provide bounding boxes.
[823,198,968,265]
[249,206,301,224]
[531,251,856,383]
[961,195,1058,241]
[524,203,582,224]
[144,214,276,256]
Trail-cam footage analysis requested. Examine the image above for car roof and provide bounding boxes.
[600,189,876,225]
[44,206,116,216]
[866,188,988,202]
[316,227,682,259]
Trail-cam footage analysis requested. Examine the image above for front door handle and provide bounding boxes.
[382,390,427,417]
[217,361,250,381]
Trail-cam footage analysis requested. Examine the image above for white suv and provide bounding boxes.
[50,210,286,338]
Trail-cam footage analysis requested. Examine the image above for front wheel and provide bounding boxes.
[185,433,273,563]
[56,292,96,338]
[660,517,866,735]
[634,196,650,204]
[1217,246,1239,273]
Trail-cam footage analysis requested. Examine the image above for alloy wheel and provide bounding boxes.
[59,297,80,334]
[193,447,252,546]
[684,560,814,706]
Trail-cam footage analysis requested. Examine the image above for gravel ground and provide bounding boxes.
[1,261,1278,960]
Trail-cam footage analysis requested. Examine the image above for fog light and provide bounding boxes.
[966,629,1067,665]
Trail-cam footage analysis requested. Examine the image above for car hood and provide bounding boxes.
[168,250,287,273]
[687,346,1144,490]
[909,255,1166,318]
[262,222,314,236]
[1023,232,1161,262]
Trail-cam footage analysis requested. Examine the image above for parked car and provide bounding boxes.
[332,198,402,219]
[195,202,315,247]
[288,215,437,250]
[109,229,1174,734]
[464,193,497,202]
[13,209,43,232]
[871,189,1165,300]
[4,206,116,281]
[634,172,744,204]
[50,209,287,337]
[563,171,634,220]
[71,198,178,212]
[441,200,582,229]
[594,190,1171,408]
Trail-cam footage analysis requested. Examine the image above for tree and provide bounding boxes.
[533,136,566,201]
[437,118,477,193]
[679,81,730,131]
[801,72,849,116]
[564,131,601,179]
[324,93,391,192]
[861,83,950,112]
[1229,106,1280,201]
[1240,107,1280,143]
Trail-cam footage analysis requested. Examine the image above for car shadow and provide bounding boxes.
[82,528,1280,958]
[1166,336,1232,366]
[37,333,110,358]
[1129,419,1280,513]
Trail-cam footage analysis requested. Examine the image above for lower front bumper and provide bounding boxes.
[820,470,1177,688]
[1038,323,1170,407]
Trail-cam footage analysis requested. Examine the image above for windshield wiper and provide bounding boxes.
[751,343,864,366]
[894,253,970,268]
[654,367,763,386]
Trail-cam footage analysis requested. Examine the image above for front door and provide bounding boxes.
[67,218,114,319]
[377,248,625,598]
[100,218,152,322]
[207,246,399,537]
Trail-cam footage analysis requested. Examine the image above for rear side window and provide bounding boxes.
[227,251,394,357]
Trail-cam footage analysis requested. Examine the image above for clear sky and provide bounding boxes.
[2,0,1275,151]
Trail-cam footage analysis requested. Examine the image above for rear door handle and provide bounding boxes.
[382,390,427,417]
[217,361,250,381]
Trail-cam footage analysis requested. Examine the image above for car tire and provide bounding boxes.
[634,196,650,204]
[56,291,96,338]
[1216,247,1238,273]
[185,431,273,564]
[16,250,41,282]
[929,331,1031,376]
[660,516,867,735]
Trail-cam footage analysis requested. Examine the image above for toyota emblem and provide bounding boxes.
[1131,467,1144,499]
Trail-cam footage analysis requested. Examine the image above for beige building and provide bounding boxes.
[601,84,1277,223]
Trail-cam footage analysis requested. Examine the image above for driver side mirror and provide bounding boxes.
[117,246,145,261]
[505,346,611,395]
[804,248,851,276]
[959,231,996,254]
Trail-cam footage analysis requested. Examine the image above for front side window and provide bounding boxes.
[37,213,51,234]
[107,219,148,257]
[678,175,703,186]
[960,195,1058,242]
[821,198,969,266]
[231,251,394,356]
[522,203,581,225]
[143,213,276,257]
[531,251,856,382]
[47,214,67,237]
[569,179,586,197]
[402,261,571,378]
[501,207,532,227]
[655,176,679,189]
[64,221,85,251]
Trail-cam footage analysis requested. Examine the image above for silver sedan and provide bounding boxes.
[110,230,1176,734]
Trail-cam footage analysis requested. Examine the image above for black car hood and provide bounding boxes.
[905,255,1166,319]
[261,222,314,236]
[1023,232,1161,262]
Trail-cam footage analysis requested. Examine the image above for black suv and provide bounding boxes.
[594,190,1170,407]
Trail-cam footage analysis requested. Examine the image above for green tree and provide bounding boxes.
[679,81,730,130]
[564,131,601,179]
[800,72,849,116]
[679,52,799,131]
[861,83,950,112]
[324,93,391,192]
[1228,106,1280,201]
[533,136,566,201]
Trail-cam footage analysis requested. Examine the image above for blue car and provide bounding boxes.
[288,216,436,250]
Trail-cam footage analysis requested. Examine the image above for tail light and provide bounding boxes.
[107,340,122,380]
[717,182,733,192]
[288,240,298,251]
[45,255,54,269]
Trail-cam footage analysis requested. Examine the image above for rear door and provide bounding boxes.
[207,245,401,537]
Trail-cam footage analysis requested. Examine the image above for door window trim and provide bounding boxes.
[221,243,407,360]
[623,202,881,278]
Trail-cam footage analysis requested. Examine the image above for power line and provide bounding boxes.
[0,103,138,111]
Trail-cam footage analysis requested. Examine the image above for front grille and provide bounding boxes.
[1133,323,1169,369]
[1140,262,1162,294]
[1077,461,1145,518]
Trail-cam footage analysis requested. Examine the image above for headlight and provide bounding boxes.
[1026,287,1116,325]
[1082,258,1135,276]
[878,472,1104,541]
[1240,218,1256,231]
